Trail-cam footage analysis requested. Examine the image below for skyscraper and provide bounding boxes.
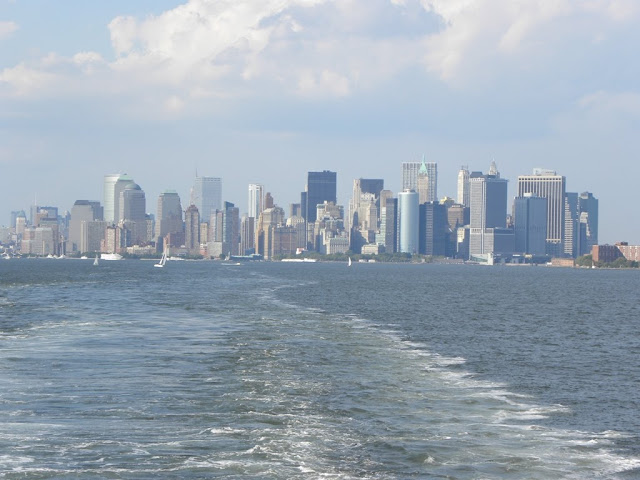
[155,191,183,241]
[305,171,337,223]
[469,169,509,257]
[191,176,222,224]
[113,175,136,224]
[457,166,470,207]
[103,173,135,223]
[564,192,580,258]
[69,200,103,252]
[579,192,598,256]
[397,189,419,254]
[419,202,449,256]
[514,194,547,255]
[184,204,200,254]
[248,184,264,219]
[517,169,566,256]
[403,157,437,201]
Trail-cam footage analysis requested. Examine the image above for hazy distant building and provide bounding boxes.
[191,176,222,224]
[155,191,183,242]
[419,202,449,256]
[69,200,103,252]
[376,195,397,253]
[81,220,108,254]
[517,169,566,256]
[564,192,580,258]
[248,183,264,219]
[397,190,419,254]
[103,174,120,223]
[305,171,337,223]
[209,202,240,256]
[119,182,147,245]
[240,215,255,255]
[111,174,136,224]
[403,158,437,202]
[447,204,470,230]
[514,194,547,255]
[184,204,200,254]
[457,166,470,207]
[469,169,510,257]
[579,192,598,256]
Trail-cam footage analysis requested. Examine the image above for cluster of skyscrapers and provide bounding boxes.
[2,159,600,263]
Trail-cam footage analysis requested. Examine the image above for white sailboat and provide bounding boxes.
[348,257,352,267]
[93,255,99,266]
[154,250,167,268]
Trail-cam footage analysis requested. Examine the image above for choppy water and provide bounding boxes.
[0,259,639,478]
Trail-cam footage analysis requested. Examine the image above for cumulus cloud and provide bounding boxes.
[422,0,640,85]
[1,0,639,115]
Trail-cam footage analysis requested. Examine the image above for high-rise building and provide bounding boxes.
[564,192,579,258]
[419,202,449,256]
[469,169,509,257]
[113,175,136,224]
[119,182,147,245]
[103,174,121,223]
[240,216,255,255]
[69,200,103,252]
[579,192,598,256]
[403,157,437,202]
[305,171,337,223]
[457,166,470,207]
[248,184,264,219]
[155,191,183,242]
[184,204,200,254]
[397,190,419,254]
[349,178,384,229]
[517,169,566,256]
[514,194,547,255]
[191,176,222,224]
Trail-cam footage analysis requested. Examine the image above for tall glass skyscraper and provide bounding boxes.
[305,171,337,223]
[155,190,183,240]
[247,184,264,219]
[397,189,419,254]
[191,176,222,224]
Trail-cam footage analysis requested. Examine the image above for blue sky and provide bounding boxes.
[1,0,639,243]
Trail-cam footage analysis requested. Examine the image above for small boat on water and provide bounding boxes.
[154,250,167,268]
[93,255,99,266]
[348,257,352,267]
[101,253,123,261]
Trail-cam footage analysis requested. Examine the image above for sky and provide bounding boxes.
[1,0,639,243]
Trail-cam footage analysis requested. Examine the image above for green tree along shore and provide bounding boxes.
[575,254,639,269]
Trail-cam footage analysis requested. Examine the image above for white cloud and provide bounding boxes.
[1,0,640,116]
[422,0,640,85]
[0,21,18,40]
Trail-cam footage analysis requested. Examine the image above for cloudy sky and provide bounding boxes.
[1,0,639,242]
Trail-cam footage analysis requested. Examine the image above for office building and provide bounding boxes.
[397,190,419,254]
[184,204,200,254]
[457,166,470,207]
[564,192,580,258]
[514,194,547,255]
[403,157,437,202]
[69,200,103,252]
[304,171,337,223]
[579,192,598,256]
[419,202,449,256]
[103,174,120,223]
[517,169,566,256]
[469,169,510,257]
[248,184,264,219]
[155,191,183,242]
[191,176,222,224]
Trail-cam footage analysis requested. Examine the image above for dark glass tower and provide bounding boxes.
[305,171,337,223]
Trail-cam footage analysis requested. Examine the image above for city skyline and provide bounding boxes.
[2,1,639,244]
